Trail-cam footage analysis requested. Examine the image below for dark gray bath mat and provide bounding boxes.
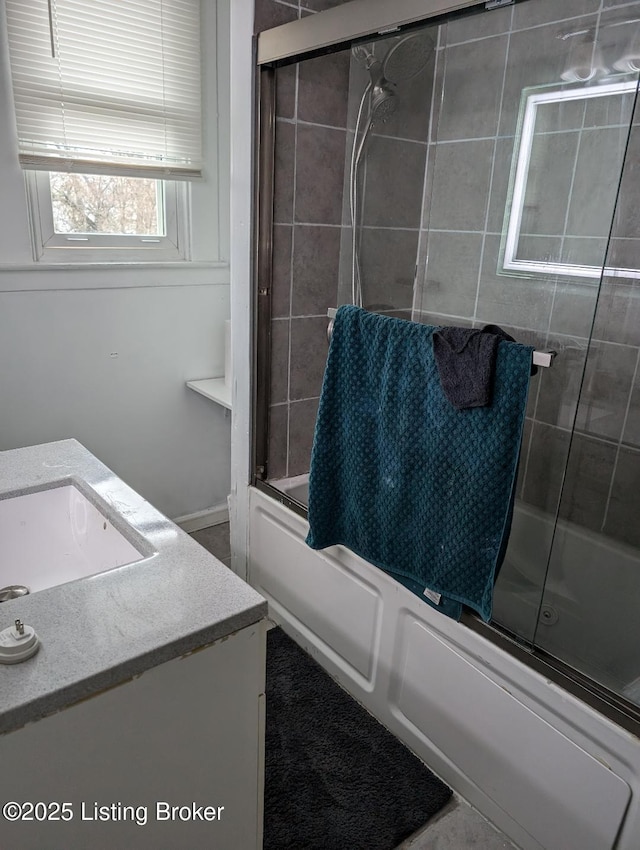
[264,627,452,850]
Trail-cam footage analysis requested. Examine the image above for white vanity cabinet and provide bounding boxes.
[0,621,266,850]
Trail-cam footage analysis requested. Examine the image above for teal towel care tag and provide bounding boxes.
[423,588,442,605]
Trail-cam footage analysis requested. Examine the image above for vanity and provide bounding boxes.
[0,440,267,850]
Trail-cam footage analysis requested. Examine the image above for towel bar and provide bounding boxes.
[326,308,556,368]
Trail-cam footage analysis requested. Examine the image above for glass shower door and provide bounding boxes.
[531,89,640,706]
[409,2,640,650]
[489,68,640,646]
[259,0,640,715]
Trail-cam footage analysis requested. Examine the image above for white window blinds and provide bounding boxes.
[4,0,202,179]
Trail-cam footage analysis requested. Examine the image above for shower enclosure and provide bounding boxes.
[257,0,640,723]
[249,1,640,846]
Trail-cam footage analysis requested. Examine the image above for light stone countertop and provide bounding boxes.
[0,439,267,736]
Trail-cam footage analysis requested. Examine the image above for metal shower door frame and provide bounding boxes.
[257,0,490,66]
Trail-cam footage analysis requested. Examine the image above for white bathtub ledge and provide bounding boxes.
[0,439,266,737]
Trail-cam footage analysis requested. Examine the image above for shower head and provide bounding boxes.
[370,80,397,122]
[382,31,435,84]
[348,31,429,306]
[352,29,435,86]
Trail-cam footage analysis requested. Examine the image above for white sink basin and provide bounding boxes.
[0,484,144,595]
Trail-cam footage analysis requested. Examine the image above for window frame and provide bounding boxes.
[25,170,190,264]
[501,77,640,281]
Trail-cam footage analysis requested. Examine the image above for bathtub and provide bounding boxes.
[249,478,640,850]
[271,473,640,702]
[494,504,640,702]
[272,473,309,505]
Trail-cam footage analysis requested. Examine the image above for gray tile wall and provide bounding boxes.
[260,0,640,552]
[413,0,640,551]
[262,1,434,479]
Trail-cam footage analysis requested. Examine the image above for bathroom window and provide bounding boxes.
[25,171,188,263]
[5,0,201,264]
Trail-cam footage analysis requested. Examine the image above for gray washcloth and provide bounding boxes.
[433,324,516,409]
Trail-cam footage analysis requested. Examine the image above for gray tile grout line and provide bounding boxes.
[351,223,422,232]
[276,221,640,244]
[471,7,512,326]
[275,313,329,320]
[533,100,589,465]
[275,220,341,227]
[413,19,441,319]
[548,333,635,350]
[294,118,348,133]
[598,0,640,12]
[428,22,449,146]
[477,7,539,490]
[523,419,640,451]
[278,109,640,141]
[533,121,636,135]
[271,395,321,407]
[295,116,431,148]
[443,26,510,50]
[424,228,611,239]
[524,233,639,240]
[275,221,422,231]
[270,393,640,454]
[284,311,414,320]
[514,232,614,241]
[553,88,591,319]
[411,308,640,352]
[277,115,513,145]
[423,133,503,145]
[292,396,321,406]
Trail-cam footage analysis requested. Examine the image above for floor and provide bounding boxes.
[191,522,232,567]
[191,522,519,850]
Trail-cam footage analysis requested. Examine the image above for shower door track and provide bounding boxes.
[257,0,495,66]
[252,0,640,739]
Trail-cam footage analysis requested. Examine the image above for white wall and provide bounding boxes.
[229,0,254,579]
[0,1,231,520]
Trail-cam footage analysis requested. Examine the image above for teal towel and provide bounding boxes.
[305,306,533,622]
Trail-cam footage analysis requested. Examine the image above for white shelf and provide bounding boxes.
[186,378,232,410]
